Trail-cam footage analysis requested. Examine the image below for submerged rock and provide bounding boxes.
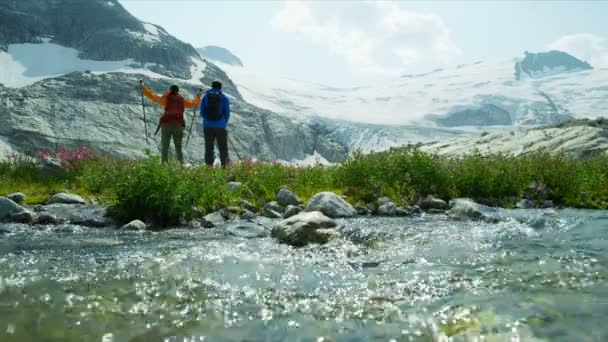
[448,198,500,222]
[420,195,449,211]
[272,211,339,247]
[122,220,146,231]
[10,210,34,224]
[305,192,356,218]
[6,192,26,204]
[46,192,86,205]
[42,204,111,227]
[33,212,60,225]
[276,188,301,207]
[226,223,268,239]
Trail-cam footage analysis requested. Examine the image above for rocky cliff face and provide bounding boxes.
[0,71,354,163]
[420,118,608,159]
[197,46,243,67]
[514,50,593,80]
[0,0,200,78]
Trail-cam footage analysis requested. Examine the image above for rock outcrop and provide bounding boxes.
[421,118,608,159]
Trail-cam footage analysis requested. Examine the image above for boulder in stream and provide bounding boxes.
[0,197,27,221]
[226,223,269,239]
[10,210,35,224]
[420,195,449,211]
[448,198,500,222]
[46,192,86,205]
[122,220,147,231]
[272,211,340,247]
[203,212,225,228]
[377,202,397,216]
[42,204,112,227]
[305,192,356,218]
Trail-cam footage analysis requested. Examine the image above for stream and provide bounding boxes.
[0,209,607,341]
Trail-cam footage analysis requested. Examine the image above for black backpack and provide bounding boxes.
[206,92,223,121]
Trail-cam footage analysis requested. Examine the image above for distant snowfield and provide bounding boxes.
[0,42,206,88]
[215,59,608,125]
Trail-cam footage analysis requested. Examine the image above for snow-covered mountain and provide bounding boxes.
[212,51,607,127]
[2,0,606,164]
[0,0,352,163]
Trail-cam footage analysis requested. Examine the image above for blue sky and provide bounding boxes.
[119,1,608,87]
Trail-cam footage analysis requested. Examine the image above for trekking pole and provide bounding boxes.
[185,88,203,148]
[139,80,150,144]
[228,132,243,161]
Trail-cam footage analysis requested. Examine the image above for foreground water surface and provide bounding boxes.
[0,209,607,341]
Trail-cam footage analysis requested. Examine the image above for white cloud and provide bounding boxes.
[271,0,461,75]
[546,33,608,67]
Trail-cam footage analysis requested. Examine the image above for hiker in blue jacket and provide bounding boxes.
[201,81,231,167]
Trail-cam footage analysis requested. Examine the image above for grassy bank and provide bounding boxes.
[1,147,607,225]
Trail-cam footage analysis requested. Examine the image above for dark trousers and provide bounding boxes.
[204,127,229,167]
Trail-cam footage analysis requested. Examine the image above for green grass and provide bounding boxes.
[2,147,608,226]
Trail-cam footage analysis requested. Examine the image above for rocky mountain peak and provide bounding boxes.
[514,50,593,80]
[197,46,243,67]
[0,0,202,79]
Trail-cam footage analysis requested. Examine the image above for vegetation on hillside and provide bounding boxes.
[1,146,607,226]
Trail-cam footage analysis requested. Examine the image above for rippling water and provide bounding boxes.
[0,209,607,341]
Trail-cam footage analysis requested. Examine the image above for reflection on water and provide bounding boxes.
[0,209,607,341]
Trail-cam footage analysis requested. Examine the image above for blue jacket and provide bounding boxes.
[200,89,230,129]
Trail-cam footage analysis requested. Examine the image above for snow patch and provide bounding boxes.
[278,151,332,166]
[143,23,160,37]
[125,29,160,43]
[0,42,173,87]
[186,57,206,84]
[106,1,115,7]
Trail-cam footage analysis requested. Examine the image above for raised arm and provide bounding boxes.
[184,89,203,108]
[141,83,166,107]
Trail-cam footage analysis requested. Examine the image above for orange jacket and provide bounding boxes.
[142,85,201,126]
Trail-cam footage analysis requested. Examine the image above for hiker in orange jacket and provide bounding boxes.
[140,82,202,164]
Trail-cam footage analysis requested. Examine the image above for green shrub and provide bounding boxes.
[2,145,608,225]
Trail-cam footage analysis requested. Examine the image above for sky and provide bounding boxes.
[119,0,608,87]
